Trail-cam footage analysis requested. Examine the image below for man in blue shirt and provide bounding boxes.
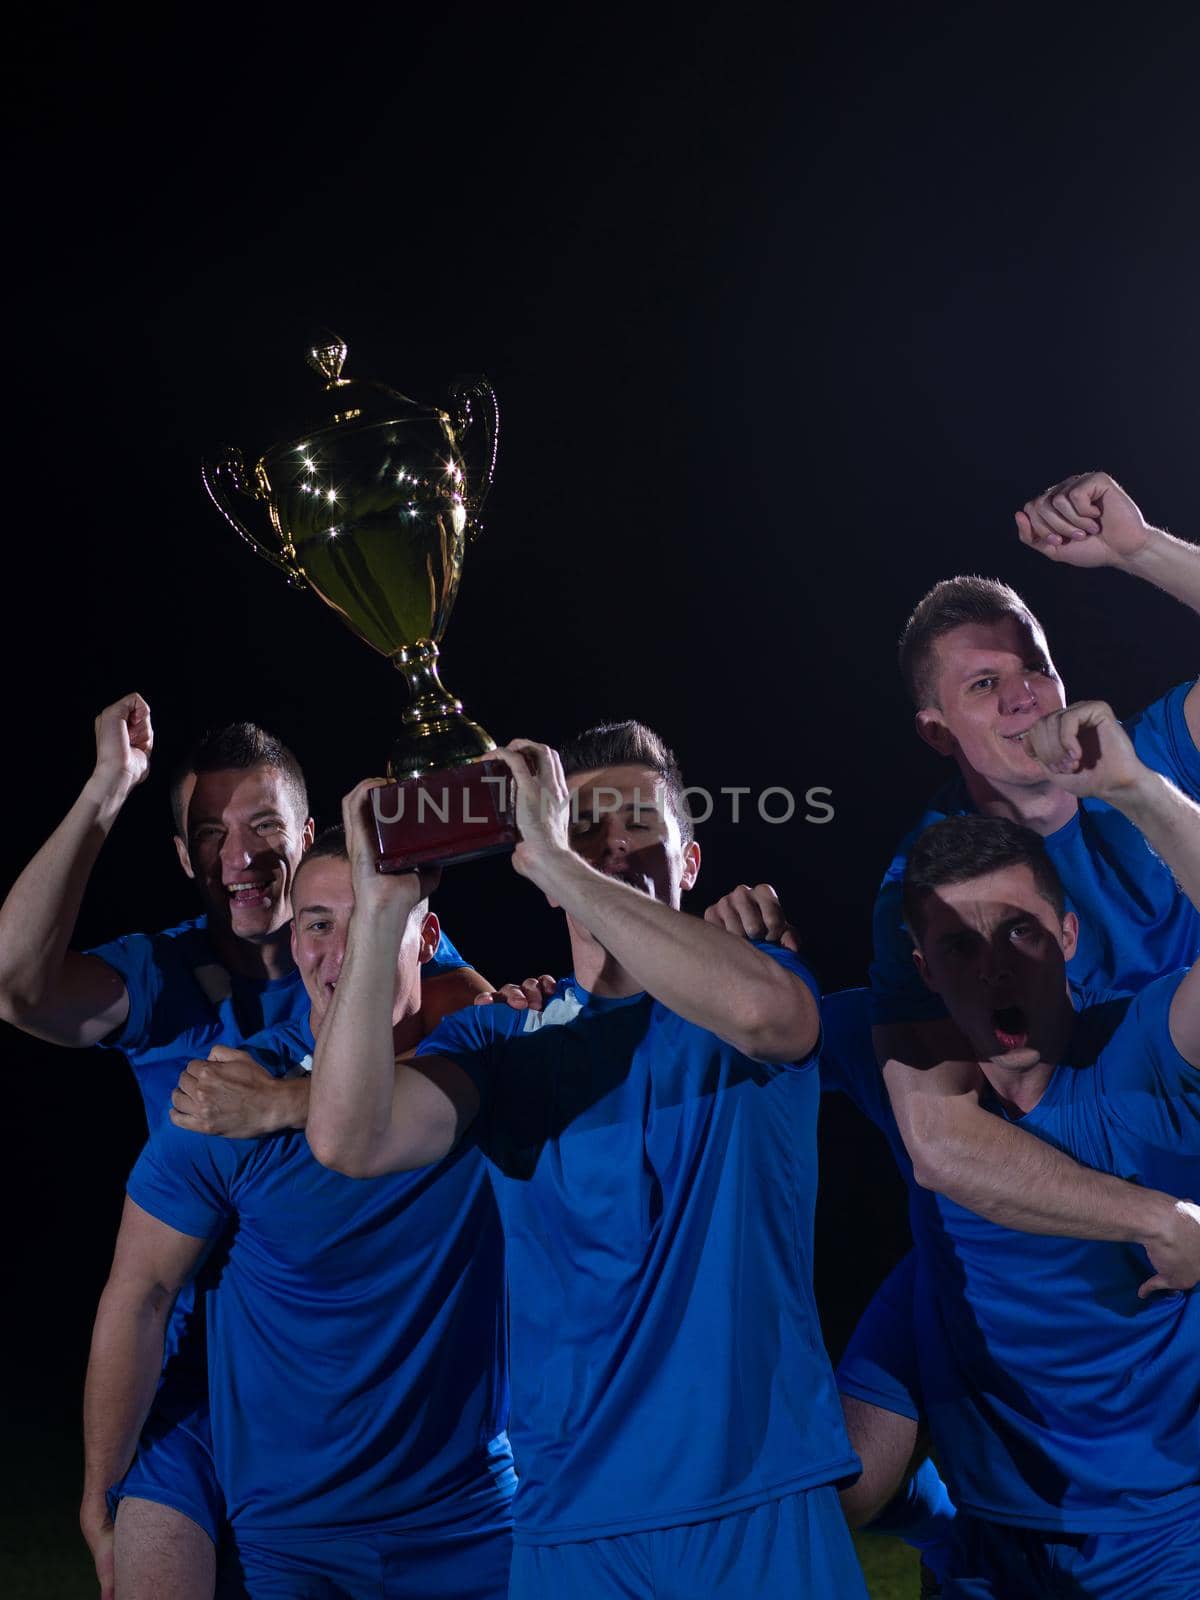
[881,697,1200,1595]
[83,829,513,1598]
[306,724,869,1599]
[826,474,1200,1558]
[0,701,479,1597]
[874,470,1200,1265]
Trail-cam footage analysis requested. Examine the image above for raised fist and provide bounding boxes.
[93,693,153,794]
[1016,472,1155,569]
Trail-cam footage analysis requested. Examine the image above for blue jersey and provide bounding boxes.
[88,915,467,1128]
[414,945,858,1546]
[128,1014,512,1537]
[904,977,1200,1532]
[870,682,1200,1026]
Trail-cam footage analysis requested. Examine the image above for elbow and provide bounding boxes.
[734,973,819,1063]
[306,1126,374,1179]
[895,1099,950,1191]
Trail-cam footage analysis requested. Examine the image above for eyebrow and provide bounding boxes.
[296,904,335,917]
[189,807,285,829]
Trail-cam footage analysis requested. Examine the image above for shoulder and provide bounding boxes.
[1100,972,1185,1064]
[748,941,820,1001]
[1123,681,1200,789]
[416,987,543,1061]
[877,776,972,892]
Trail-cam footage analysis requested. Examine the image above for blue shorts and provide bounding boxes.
[836,1248,921,1422]
[509,1484,867,1599]
[218,1511,512,1599]
[108,1392,222,1546]
[943,1511,1200,1599]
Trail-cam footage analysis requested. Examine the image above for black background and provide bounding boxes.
[4,3,1199,1438]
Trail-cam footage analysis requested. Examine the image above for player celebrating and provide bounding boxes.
[0,701,477,1597]
[306,724,869,1599]
[83,829,513,1598]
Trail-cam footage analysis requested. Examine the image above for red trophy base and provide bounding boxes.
[370,756,518,872]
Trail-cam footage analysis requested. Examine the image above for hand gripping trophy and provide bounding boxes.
[202,334,517,870]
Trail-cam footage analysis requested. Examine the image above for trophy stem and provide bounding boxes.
[387,640,496,778]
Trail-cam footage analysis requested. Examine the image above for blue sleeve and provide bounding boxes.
[1098,971,1200,1152]
[127,1121,240,1241]
[83,930,163,1052]
[427,926,468,977]
[1124,681,1200,801]
[748,941,822,1069]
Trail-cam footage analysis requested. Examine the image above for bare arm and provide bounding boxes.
[306,782,481,1178]
[80,1197,205,1589]
[1016,473,1200,741]
[0,695,152,1047]
[496,743,819,1063]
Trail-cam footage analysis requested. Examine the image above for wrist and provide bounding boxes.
[514,838,575,888]
[1114,523,1173,578]
[280,1074,309,1130]
[1136,1188,1183,1249]
[81,770,134,821]
[1105,765,1170,823]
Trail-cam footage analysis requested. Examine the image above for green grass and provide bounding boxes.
[855,1532,922,1597]
[1,1427,923,1597]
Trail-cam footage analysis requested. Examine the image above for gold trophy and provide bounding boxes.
[202,335,516,870]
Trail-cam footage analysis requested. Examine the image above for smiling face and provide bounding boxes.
[566,762,700,909]
[290,853,437,1032]
[912,862,1078,1074]
[916,615,1066,790]
[174,763,314,946]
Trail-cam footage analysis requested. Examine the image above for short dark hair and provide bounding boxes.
[902,815,1066,941]
[170,722,309,836]
[899,576,1041,709]
[291,824,430,923]
[559,720,694,843]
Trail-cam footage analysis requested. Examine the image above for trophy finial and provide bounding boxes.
[307,334,348,384]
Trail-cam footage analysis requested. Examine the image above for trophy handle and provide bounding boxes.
[201,446,305,588]
[448,375,499,535]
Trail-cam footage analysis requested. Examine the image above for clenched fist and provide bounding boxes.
[1016,472,1156,569]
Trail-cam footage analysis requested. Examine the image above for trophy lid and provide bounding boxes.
[263,333,450,450]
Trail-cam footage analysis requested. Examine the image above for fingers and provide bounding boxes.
[703,884,788,943]
[1138,1273,1171,1300]
[473,977,556,1012]
[340,777,392,855]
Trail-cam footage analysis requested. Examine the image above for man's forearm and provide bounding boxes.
[308,903,412,1172]
[529,850,817,1059]
[1119,527,1200,618]
[82,1279,172,1504]
[0,778,126,1023]
[903,1085,1177,1243]
[1111,770,1200,912]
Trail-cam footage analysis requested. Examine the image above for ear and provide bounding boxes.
[174,835,195,880]
[290,921,300,962]
[915,707,955,758]
[302,816,316,850]
[681,839,701,892]
[912,944,939,994]
[1060,910,1079,962]
[417,910,441,966]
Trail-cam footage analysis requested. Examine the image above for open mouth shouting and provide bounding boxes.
[992,1003,1030,1052]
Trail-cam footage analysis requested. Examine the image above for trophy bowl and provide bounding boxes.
[202,336,516,870]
